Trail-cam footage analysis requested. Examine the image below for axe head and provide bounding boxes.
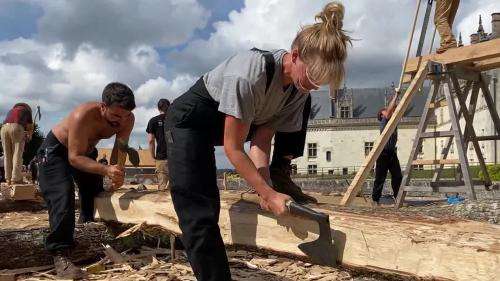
[126,147,140,167]
[287,201,337,267]
[298,215,337,267]
[116,140,140,167]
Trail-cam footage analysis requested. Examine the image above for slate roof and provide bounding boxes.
[309,87,429,119]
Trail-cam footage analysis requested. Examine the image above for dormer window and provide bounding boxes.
[340,106,350,118]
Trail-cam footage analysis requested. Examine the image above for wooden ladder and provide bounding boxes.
[395,63,500,207]
[341,39,500,207]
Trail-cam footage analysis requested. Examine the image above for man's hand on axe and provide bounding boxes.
[106,165,125,190]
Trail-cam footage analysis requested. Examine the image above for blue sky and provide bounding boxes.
[0,0,498,168]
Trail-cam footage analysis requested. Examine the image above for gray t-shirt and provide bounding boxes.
[203,49,308,132]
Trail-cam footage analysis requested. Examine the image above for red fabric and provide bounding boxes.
[3,106,33,129]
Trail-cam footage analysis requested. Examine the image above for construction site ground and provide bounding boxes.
[0,185,498,281]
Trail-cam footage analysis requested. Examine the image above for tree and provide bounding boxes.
[23,123,45,165]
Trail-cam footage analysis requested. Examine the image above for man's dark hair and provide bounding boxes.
[14,103,32,112]
[377,108,386,121]
[157,99,170,113]
[102,82,136,111]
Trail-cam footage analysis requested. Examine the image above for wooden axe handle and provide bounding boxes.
[116,147,127,168]
[240,192,261,205]
[111,138,129,168]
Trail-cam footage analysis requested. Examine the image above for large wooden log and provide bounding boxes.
[94,189,500,281]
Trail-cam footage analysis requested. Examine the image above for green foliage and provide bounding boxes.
[224,172,241,182]
[23,123,45,165]
[478,164,500,181]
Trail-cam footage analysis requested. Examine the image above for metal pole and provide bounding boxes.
[494,76,498,164]
[416,0,434,57]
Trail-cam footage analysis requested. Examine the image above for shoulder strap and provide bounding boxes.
[284,86,299,106]
[250,47,275,94]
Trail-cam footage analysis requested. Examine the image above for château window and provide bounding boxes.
[340,106,350,118]
[308,143,317,158]
[364,142,374,156]
[308,165,317,175]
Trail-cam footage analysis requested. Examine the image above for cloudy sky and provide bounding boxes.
[0,0,498,168]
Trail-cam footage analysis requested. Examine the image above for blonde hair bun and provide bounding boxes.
[315,2,344,32]
[292,1,351,90]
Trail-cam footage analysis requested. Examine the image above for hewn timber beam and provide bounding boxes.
[412,159,460,165]
[340,63,429,206]
[471,56,500,72]
[404,38,500,74]
[94,189,500,281]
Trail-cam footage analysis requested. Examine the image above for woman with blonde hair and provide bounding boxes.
[165,2,351,280]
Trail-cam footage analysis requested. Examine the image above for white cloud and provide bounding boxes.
[135,74,196,107]
[0,38,188,147]
[169,0,499,87]
[1,0,498,169]
[169,0,417,82]
[35,0,210,56]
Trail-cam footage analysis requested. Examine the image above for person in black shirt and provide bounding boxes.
[373,92,402,205]
[147,99,170,190]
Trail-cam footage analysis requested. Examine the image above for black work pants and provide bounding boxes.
[166,77,310,280]
[272,95,311,162]
[38,131,104,252]
[372,150,402,202]
[166,78,231,281]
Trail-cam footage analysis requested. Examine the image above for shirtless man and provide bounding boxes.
[37,82,135,279]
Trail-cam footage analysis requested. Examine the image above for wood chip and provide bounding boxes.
[116,221,147,239]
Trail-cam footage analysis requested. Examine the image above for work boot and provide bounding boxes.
[270,158,318,204]
[436,41,457,54]
[53,250,87,279]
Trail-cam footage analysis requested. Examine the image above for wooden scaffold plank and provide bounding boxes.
[404,38,500,74]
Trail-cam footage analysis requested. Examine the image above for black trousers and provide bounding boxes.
[372,150,402,202]
[166,78,230,281]
[38,131,104,252]
[272,95,311,161]
[166,78,310,280]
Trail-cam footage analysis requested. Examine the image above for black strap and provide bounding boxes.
[250,48,299,106]
[284,86,299,106]
[250,48,275,94]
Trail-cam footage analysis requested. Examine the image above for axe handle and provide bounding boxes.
[242,193,329,222]
[110,138,129,167]
[240,192,260,205]
[287,201,329,222]
[106,138,128,191]
[116,148,127,168]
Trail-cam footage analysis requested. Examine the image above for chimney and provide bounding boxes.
[492,13,500,39]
